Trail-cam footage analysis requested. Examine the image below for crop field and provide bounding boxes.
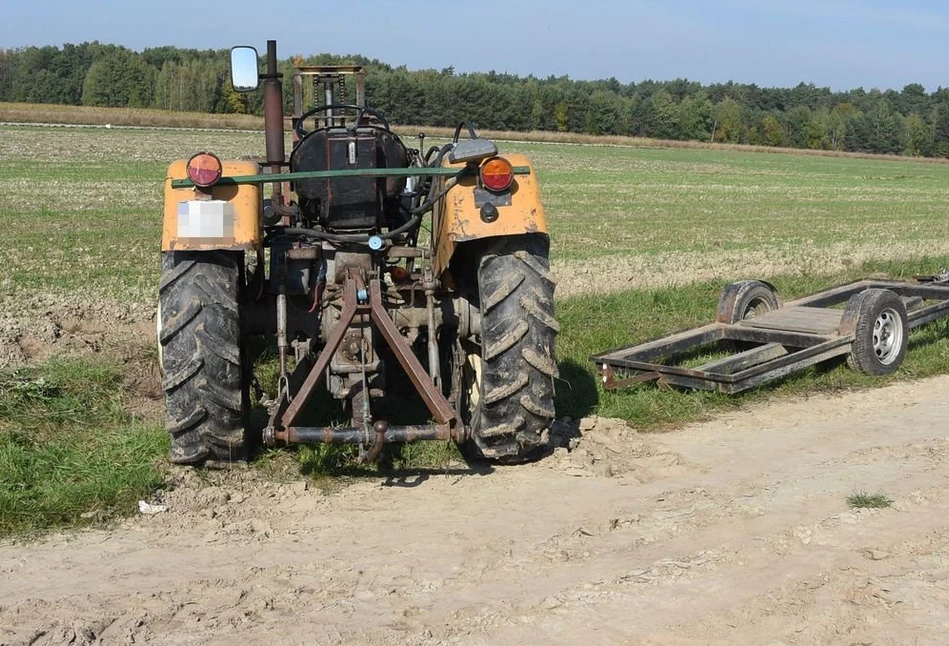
[542,145,949,290]
[5,123,949,532]
[5,125,949,300]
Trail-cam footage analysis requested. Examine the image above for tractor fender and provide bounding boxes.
[162,159,262,252]
[433,153,548,278]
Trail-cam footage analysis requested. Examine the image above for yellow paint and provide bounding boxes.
[162,159,262,251]
[433,153,548,278]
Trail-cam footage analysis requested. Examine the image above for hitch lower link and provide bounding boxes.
[261,275,468,460]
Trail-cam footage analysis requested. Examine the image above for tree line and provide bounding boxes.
[4,42,949,157]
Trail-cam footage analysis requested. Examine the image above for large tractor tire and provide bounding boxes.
[158,251,247,464]
[462,236,559,462]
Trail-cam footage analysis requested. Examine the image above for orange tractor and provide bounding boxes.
[158,41,558,465]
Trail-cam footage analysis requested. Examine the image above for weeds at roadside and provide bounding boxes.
[0,358,167,538]
[846,491,893,509]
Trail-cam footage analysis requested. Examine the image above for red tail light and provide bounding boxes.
[186,152,223,188]
[479,156,514,192]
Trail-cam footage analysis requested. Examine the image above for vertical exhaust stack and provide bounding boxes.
[262,40,286,205]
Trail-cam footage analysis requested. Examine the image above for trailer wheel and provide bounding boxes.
[717,280,781,324]
[461,235,558,463]
[842,288,908,376]
[159,251,247,464]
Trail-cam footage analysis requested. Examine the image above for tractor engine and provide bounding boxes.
[289,124,410,232]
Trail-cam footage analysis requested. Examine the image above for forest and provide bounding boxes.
[3,41,949,157]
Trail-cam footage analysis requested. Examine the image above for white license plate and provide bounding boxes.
[177,200,236,239]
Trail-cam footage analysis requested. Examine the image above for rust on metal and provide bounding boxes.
[276,423,464,445]
[386,246,428,259]
[359,420,389,464]
[280,277,359,428]
[287,246,320,260]
[262,40,285,171]
[272,275,458,445]
[261,39,287,216]
[600,367,660,390]
[368,278,455,425]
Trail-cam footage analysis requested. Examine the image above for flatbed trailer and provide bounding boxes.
[593,278,949,394]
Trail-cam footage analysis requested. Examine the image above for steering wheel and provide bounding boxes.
[294,104,391,138]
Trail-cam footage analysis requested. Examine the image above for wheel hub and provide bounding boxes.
[743,297,770,320]
[873,308,903,365]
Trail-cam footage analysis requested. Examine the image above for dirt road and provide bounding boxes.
[2,376,949,645]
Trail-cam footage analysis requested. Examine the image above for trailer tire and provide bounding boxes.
[461,235,558,463]
[717,280,781,324]
[842,288,908,376]
[159,251,247,464]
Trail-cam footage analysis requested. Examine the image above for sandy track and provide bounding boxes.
[2,375,949,645]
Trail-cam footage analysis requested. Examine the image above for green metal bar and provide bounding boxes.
[170,165,531,189]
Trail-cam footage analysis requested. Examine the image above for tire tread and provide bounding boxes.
[159,251,246,464]
[465,235,558,462]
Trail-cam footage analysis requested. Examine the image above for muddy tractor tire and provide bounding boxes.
[841,288,908,376]
[158,251,247,464]
[462,235,558,462]
[717,280,781,324]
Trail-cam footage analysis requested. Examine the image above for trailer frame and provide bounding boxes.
[593,278,949,394]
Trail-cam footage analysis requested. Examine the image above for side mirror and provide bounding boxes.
[230,46,260,92]
[448,138,498,164]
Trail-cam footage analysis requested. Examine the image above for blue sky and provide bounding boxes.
[3,0,949,92]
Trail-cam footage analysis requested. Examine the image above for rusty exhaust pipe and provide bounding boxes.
[262,40,285,169]
[262,40,286,207]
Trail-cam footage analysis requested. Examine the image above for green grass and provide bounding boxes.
[0,358,167,537]
[847,491,894,509]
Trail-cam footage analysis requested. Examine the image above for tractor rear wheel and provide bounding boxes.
[461,235,558,462]
[158,251,247,464]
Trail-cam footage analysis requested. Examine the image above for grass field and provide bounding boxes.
[5,122,949,535]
